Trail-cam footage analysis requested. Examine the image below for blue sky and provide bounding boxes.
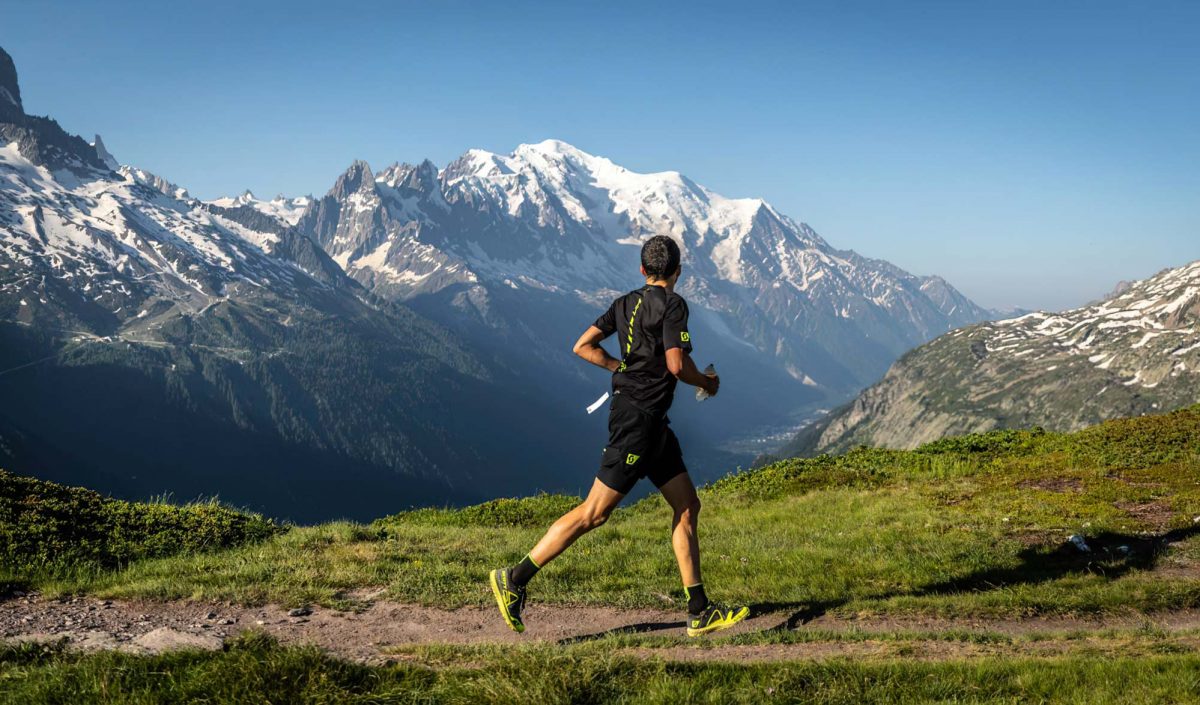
[4,0,1197,310]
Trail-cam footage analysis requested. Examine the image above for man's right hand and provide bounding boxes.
[703,371,720,397]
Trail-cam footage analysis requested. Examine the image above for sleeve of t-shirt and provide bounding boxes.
[662,295,693,353]
[593,300,618,337]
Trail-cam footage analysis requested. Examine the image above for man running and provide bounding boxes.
[489,235,749,637]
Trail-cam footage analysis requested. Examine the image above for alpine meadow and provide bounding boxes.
[2,3,1200,704]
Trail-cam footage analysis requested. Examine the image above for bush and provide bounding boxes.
[707,455,889,499]
[375,492,580,529]
[0,470,284,575]
[915,427,1051,457]
[1062,405,1200,468]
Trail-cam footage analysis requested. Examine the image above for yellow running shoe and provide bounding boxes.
[489,567,526,633]
[687,603,750,637]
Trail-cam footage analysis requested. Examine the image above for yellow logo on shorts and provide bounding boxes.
[626,453,640,465]
[680,331,690,342]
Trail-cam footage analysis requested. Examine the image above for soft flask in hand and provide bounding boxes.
[696,364,717,401]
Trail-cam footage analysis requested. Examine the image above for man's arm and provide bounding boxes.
[573,325,621,373]
[666,348,719,397]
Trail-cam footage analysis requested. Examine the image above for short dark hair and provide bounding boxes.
[641,235,681,279]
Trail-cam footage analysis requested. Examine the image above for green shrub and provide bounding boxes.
[375,492,580,529]
[915,427,1052,457]
[707,454,889,499]
[0,470,284,576]
[1062,405,1200,468]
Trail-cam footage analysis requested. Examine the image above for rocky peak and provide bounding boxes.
[0,46,22,114]
[93,134,119,170]
[119,166,191,200]
[0,47,106,173]
[409,159,439,188]
[394,159,440,196]
[331,160,375,199]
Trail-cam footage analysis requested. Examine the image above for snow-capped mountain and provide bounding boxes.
[0,45,603,521]
[0,136,344,334]
[786,260,1200,455]
[208,191,311,226]
[0,41,1001,518]
[118,163,190,200]
[294,139,991,396]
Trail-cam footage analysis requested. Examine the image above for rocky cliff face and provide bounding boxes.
[786,260,1200,455]
[0,47,22,114]
[0,47,109,173]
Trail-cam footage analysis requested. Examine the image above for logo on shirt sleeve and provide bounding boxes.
[680,331,690,342]
[626,453,640,465]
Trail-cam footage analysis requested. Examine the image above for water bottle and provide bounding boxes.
[696,364,717,401]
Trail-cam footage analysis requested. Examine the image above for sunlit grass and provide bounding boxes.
[9,406,1200,619]
[5,632,1200,705]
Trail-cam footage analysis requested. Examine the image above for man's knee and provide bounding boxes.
[675,495,701,523]
[577,505,612,531]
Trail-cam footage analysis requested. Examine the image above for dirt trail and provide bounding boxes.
[4,591,1200,665]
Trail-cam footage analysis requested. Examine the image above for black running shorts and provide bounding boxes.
[596,392,687,495]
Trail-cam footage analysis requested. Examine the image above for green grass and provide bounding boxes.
[5,409,1200,702]
[8,406,1200,619]
[4,632,1200,704]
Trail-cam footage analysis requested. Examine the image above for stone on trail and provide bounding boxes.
[131,627,222,654]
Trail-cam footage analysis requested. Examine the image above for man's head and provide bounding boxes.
[640,235,682,284]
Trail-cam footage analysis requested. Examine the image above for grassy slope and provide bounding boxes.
[12,405,1200,619]
[4,407,1200,703]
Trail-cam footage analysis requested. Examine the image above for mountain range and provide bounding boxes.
[784,259,1200,456]
[1,45,994,519]
[281,138,991,397]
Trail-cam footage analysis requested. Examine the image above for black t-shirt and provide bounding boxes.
[593,285,693,416]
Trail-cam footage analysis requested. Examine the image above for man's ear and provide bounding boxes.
[640,265,648,277]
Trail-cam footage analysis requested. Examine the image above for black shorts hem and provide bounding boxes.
[595,469,634,495]
[648,464,687,489]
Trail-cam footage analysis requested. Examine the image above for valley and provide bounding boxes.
[0,44,997,518]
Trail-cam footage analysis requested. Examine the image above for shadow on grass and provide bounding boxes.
[564,523,1200,643]
[916,523,1200,597]
[0,580,33,601]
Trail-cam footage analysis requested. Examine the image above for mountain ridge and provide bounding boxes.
[0,46,595,520]
[784,259,1200,456]
[283,137,993,398]
[2,42,1003,517]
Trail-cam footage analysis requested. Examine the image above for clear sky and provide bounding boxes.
[4,1,1197,311]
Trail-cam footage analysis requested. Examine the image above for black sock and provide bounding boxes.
[686,583,708,614]
[510,554,540,587]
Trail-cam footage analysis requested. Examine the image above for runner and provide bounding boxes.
[489,235,750,637]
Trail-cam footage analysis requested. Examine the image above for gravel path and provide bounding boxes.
[5,591,1200,665]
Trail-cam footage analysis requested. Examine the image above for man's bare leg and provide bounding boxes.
[490,479,624,632]
[658,472,749,635]
[658,473,702,586]
[528,478,625,566]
